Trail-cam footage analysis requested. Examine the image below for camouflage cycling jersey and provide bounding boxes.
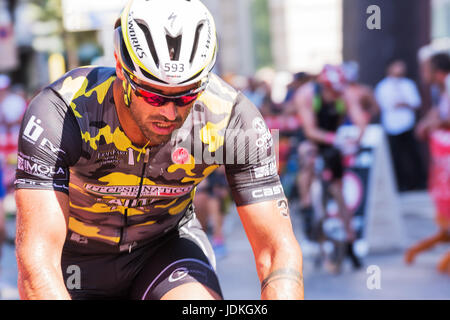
[15,67,284,253]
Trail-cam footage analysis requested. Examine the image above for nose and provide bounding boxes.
[159,101,178,121]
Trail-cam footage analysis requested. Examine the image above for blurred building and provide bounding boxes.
[267,0,433,86]
[4,0,450,92]
[343,0,431,87]
[203,0,255,76]
[269,0,343,74]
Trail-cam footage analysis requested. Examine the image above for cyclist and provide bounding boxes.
[341,61,380,124]
[14,0,303,300]
[294,64,367,272]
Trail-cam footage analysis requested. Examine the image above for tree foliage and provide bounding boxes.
[250,0,273,70]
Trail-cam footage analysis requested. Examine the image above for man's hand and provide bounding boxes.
[237,199,304,300]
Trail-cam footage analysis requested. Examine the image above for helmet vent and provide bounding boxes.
[135,19,160,68]
[166,34,182,61]
[189,22,204,64]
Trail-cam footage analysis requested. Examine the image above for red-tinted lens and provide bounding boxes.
[175,93,199,106]
[137,89,167,106]
[136,87,199,107]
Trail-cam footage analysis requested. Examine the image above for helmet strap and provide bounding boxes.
[122,78,132,108]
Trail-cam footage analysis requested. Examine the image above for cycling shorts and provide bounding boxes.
[318,146,344,181]
[61,215,222,300]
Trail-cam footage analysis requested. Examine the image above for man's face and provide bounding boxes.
[388,61,406,78]
[126,78,197,146]
[430,69,447,86]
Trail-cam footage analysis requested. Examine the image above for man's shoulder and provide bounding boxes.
[206,73,240,100]
[48,66,116,104]
[196,73,240,117]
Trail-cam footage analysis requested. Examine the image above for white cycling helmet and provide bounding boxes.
[114,0,217,88]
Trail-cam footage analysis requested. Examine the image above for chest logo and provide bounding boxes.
[172,147,190,165]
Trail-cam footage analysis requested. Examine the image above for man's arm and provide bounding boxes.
[395,80,422,110]
[15,189,71,299]
[237,200,303,300]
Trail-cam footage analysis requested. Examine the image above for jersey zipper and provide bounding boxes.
[136,148,150,198]
[119,148,150,249]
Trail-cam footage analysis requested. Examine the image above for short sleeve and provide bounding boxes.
[224,93,285,206]
[15,88,82,194]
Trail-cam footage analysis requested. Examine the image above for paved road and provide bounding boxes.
[1,191,449,300]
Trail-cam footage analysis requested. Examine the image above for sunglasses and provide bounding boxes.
[123,70,207,107]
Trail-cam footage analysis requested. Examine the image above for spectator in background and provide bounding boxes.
[243,77,265,110]
[375,59,426,192]
[407,52,450,274]
[341,61,380,124]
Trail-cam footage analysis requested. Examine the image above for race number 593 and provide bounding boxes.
[164,63,185,73]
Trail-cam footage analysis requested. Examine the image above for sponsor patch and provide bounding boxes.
[169,267,190,283]
[252,157,277,179]
[17,153,68,180]
[252,118,267,134]
[84,183,194,198]
[23,115,44,144]
[172,147,190,165]
[251,185,284,199]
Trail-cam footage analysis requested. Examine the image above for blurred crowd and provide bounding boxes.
[196,52,450,274]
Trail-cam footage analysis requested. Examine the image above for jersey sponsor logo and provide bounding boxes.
[252,118,267,134]
[17,154,68,180]
[40,138,66,156]
[23,115,44,143]
[96,150,129,165]
[172,147,190,165]
[252,157,277,179]
[169,267,190,282]
[14,178,69,191]
[22,115,66,156]
[256,132,273,150]
[253,118,273,150]
[251,185,283,199]
[84,183,194,198]
[97,197,159,209]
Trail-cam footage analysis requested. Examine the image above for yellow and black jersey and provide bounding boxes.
[15,66,284,253]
